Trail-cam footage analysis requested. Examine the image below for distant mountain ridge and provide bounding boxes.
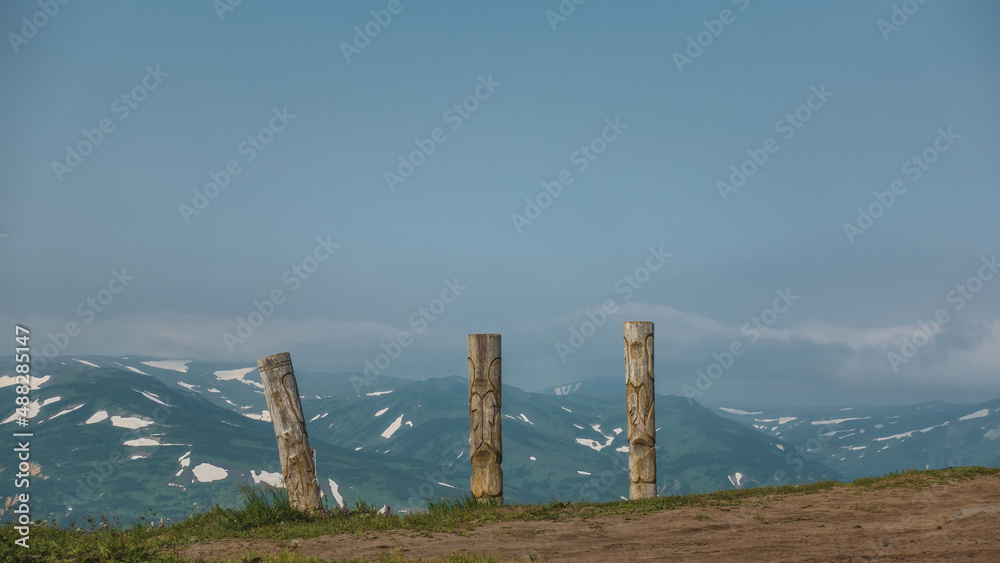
[6,356,993,527]
[708,398,1000,480]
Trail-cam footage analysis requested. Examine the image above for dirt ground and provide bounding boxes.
[182,475,1000,562]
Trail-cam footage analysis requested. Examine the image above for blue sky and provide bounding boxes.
[1,0,998,406]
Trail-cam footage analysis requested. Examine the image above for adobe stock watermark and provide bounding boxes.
[7,0,71,54]
[716,84,833,202]
[61,403,173,513]
[886,254,998,373]
[842,126,958,244]
[33,268,137,370]
[178,107,296,224]
[511,117,628,234]
[222,236,340,352]
[681,288,799,403]
[672,0,751,73]
[762,420,841,488]
[352,278,468,395]
[877,0,931,41]
[579,452,629,500]
[384,74,500,192]
[404,441,467,511]
[50,65,169,183]
[340,0,411,63]
[213,0,244,22]
[544,0,589,31]
[555,245,672,362]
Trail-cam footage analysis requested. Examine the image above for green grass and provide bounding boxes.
[848,465,998,490]
[1,466,996,562]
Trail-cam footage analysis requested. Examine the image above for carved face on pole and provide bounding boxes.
[469,336,502,502]
[624,323,656,498]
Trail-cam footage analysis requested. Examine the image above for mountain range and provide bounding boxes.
[1,357,995,527]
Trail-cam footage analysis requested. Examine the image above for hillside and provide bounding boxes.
[544,375,1000,481]
[708,398,1000,479]
[0,355,841,526]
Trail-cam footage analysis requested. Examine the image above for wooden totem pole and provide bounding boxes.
[468,334,503,505]
[257,352,323,511]
[624,322,656,499]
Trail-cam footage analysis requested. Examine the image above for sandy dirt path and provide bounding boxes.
[183,475,1000,562]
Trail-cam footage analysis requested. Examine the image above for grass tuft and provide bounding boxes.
[225,483,317,531]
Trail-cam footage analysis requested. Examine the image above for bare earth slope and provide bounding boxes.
[184,474,1000,562]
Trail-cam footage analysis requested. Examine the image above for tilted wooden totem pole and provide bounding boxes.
[257,352,323,511]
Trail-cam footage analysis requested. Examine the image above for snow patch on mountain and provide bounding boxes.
[111,415,154,429]
[812,417,871,425]
[86,410,109,424]
[251,470,284,487]
[192,463,227,483]
[958,409,990,421]
[142,360,191,373]
[381,414,405,439]
[177,382,198,391]
[875,422,949,441]
[137,390,172,407]
[2,396,61,423]
[176,452,192,476]
[214,368,263,389]
[124,438,161,446]
[0,374,50,390]
[985,427,1000,440]
[728,472,744,487]
[243,411,271,422]
[518,413,533,425]
[328,479,344,508]
[74,359,100,368]
[375,407,389,417]
[119,364,150,375]
[719,407,763,415]
[309,412,329,422]
[366,390,393,396]
[214,367,254,379]
[48,404,84,420]
[575,425,618,452]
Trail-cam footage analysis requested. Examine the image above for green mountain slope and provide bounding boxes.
[1,356,843,526]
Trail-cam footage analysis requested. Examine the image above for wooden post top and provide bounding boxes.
[257,352,293,370]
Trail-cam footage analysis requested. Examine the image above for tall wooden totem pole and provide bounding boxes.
[468,333,503,505]
[624,321,656,499]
